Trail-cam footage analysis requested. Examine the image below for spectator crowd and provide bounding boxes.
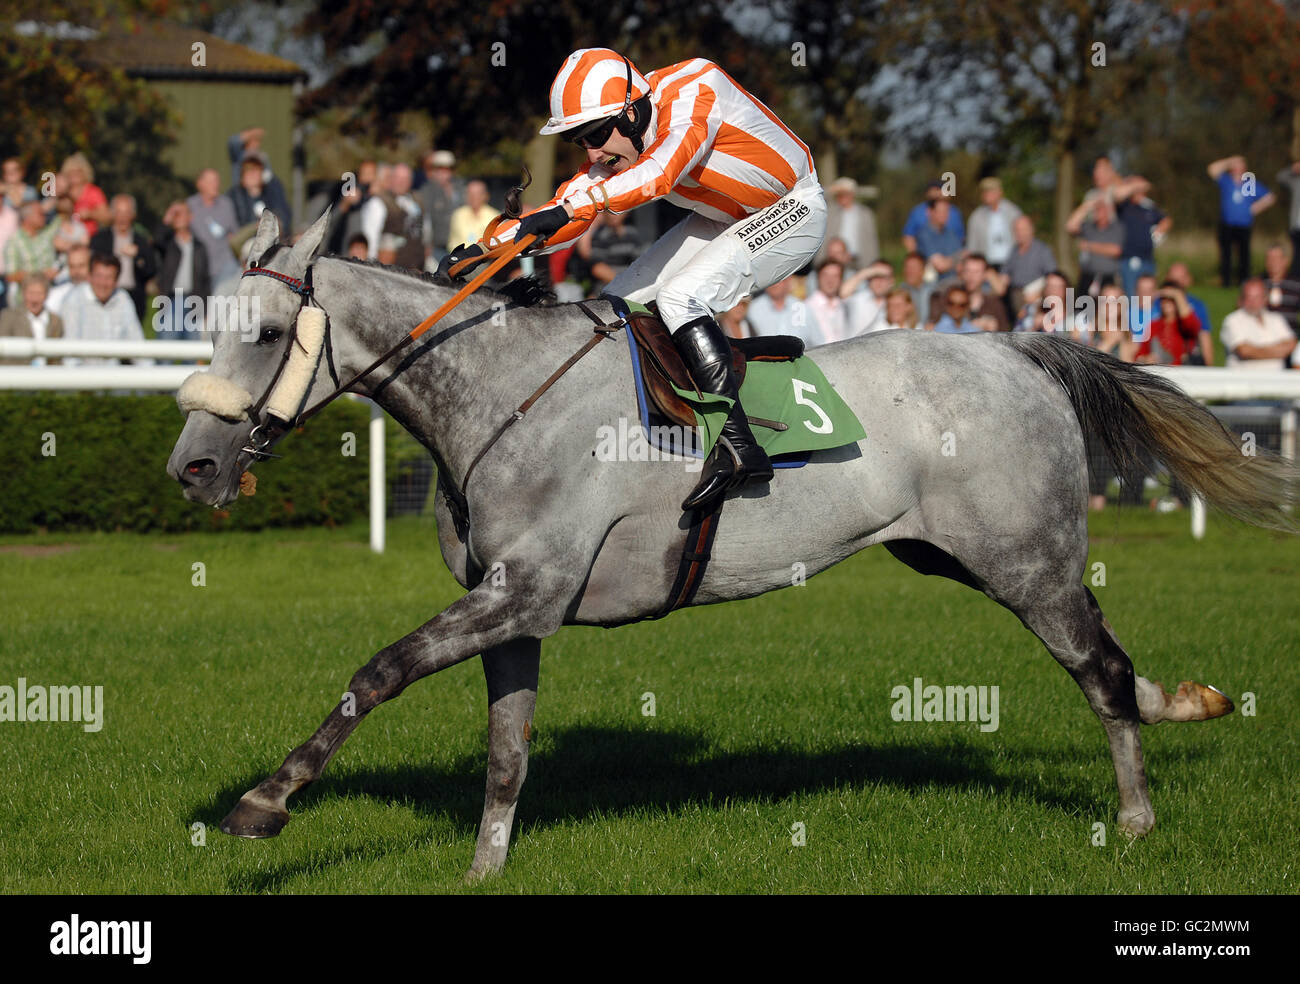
[3,137,1298,510]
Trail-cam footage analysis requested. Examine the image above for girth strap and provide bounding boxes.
[651,501,723,618]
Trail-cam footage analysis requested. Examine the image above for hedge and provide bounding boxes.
[0,392,395,533]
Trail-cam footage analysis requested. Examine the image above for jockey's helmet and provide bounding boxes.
[539,48,653,153]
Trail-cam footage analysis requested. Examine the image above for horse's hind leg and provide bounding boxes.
[468,638,540,880]
[1015,585,1156,837]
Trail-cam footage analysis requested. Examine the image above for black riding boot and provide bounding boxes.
[673,315,773,512]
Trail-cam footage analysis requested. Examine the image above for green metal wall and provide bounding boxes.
[151,79,295,189]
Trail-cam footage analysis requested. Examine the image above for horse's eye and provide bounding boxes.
[257,327,283,346]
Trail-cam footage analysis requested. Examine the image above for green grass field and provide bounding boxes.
[1,508,1295,894]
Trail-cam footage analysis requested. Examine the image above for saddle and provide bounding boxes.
[609,295,805,429]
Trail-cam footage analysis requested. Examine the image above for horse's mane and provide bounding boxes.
[329,254,556,308]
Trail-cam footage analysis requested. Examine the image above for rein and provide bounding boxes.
[236,232,629,536]
[237,233,537,459]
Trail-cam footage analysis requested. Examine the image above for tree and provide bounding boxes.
[0,2,184,223]
[296,0,776,205]
[897,0,1173,271]
[753,0,894,183]
[1179,0,1300,159]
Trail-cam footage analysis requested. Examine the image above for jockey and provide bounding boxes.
[438,48,827,513]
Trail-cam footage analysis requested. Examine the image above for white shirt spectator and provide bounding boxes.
[59,283,148,366]
[46,281,77,316]
[746,292,813,343]
[847,291,888,334]
[805,291,847,346]
[1221,308,1296,370]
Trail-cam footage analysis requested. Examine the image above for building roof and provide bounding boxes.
[87,20,307,82]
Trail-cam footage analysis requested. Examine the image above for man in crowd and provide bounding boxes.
[903,180,964,253]
[360,163,425,269]
[47,244,91,316]
[1129,273,1158,345]
[227,127,292,217]
[1003,215,1056,310]
[89,194,157,322]
[1262,243,1300,368]
[932,252,1009,331]
[1220,278,1296,370]
[0,273,61,366]
[0,198,18,310]
[3,201,59,309]
[155,199,212,341]
[420,150,465,264]
[1113,175,1171,297]
[1165,261,1214,366]
[1066,194,1124,295]
[915,198,962,277]
[447,179,496,255]
[965,177,1022,271]
[815,177,879,268]
[324,159,376,258]
[806,259,847,346]
[844,261,895,334]
[932,285,981,334]
[230,154,292,234]
[59,253,148,365]
[746,275,812,344]
[1,157,38,213]
[188,168,241,290]
[574,210,643,288]
[899,251,932,323]
[1208,154,1275,287]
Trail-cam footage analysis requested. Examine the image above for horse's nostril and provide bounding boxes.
[185,459,218,482]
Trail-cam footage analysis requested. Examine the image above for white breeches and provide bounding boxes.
[608,175,827,333]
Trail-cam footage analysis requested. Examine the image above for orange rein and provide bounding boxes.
[416,232,536,340]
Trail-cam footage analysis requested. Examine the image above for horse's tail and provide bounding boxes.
[1004,333,1299,532]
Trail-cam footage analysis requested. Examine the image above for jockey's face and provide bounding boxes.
[585,130,637,172]
[579,106,641,173]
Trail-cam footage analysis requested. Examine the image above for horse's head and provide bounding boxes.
[166,208,337,506]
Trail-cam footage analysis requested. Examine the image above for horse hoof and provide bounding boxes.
[1152,679,1235,722]
[1117,807,1155,839]
[1196,683,1234,719]
[220,796,290,838]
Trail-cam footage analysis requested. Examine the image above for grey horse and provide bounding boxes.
[167,211,1295,878]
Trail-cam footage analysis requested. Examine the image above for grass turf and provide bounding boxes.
[0,508,1294,894]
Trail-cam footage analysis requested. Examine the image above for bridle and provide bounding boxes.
[238,247,327,461]
[233,233,544,467]
[231,230,628,538]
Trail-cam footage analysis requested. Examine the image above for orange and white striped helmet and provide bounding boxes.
[539,48,650,136]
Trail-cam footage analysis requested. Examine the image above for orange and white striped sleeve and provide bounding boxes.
[561,80,721,223]
[483,168,607,254]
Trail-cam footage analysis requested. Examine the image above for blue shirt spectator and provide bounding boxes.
[1216,172,1270,228]
[903,190,964,245]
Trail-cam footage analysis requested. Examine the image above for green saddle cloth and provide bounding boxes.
[670,356,867,457]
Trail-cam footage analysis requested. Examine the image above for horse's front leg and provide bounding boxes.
[467,638,540,880]
[220,577,564,841]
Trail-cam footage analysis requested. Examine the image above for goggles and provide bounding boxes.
[565,115,620,150]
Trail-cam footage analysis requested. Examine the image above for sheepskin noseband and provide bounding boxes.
[176,371,253,421]
[265,307,327,422]
[174,307,327,423]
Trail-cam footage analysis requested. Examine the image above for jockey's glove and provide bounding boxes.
[437,242,485,282]
[514,204,570,243]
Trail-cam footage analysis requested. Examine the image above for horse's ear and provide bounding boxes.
[246,210,281,266]
[289,206,332,268]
